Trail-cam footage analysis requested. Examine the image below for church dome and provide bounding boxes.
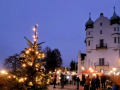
[110,7,120,25]
[85,13,94,29]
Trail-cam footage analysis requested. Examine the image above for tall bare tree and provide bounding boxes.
[4,53,21,73]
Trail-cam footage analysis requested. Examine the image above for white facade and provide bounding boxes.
[78,11,120,74]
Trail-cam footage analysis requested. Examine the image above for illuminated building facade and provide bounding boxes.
[78,8,120,75]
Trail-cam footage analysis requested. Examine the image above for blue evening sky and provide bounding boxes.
[0,0,120,69]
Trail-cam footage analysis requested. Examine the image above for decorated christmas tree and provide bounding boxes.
[19,24,50,89]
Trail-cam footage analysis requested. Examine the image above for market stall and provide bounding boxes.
[81,67,103,77]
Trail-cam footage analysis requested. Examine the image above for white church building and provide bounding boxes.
[78,8,120,76]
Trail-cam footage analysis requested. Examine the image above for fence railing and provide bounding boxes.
[94,62,109,66]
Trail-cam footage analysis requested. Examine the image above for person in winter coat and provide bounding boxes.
[101,75,106,88]
[60,73,65,88]
[53,73,57,88]
[90,76,96,90]
[76,76,80,89]
[96,75,100,89]
[85,75,90,90]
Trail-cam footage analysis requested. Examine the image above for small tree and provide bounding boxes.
[18,24,50,89]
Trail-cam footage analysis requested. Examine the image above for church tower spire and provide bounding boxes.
[85,13,94,29]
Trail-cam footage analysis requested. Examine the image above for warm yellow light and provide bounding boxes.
[29,48,32,51]
[38,56,41,58]
[22,63,26,67]
[38,54,41,58]
[116,72,120,76]
[24,77,27,80]
[29,82,33,86]
[35,63,39,67]
[26,50,29,54]
[91,70,93,72]
[72,72,75,75]
[34,39,37,42]
[89,67,92,71]
[57,71,59,74]
[13,76,16,78]
[41,53,45,58]
[93,73,96,76]
[36,51,39,54]
[49,71,51,74]
[112,68,117,71]
[33,28,36,31]
[67,71,69,74]
[59,77,61,79]
[28,62,33,66]
[110,70,113,73]
[19,78,24,82]
[81,66,85,70]
[1,70,7,74]
[8,76,11,78]
[33,35,35,38]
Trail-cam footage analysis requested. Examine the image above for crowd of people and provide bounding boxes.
[83,74,107,90]
[52,73,108,90]
[52,73,81,89]
[52,73,65,89]
[52,73,119,90]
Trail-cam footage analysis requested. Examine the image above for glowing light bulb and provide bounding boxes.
[33,35,35,38]
[28,62,33,66]
[89,67,92,70]
[8,76,11,78]
[112,68,116,71]
[1,70,7,74]
[19,78,24,82]
[24,77,27,80]
[34,39,37,42]
[38,56,41,58]
[81,66,85,70]
[13,76,16,78]
[22,64,26,67]
[33,28,36,31]
[26,50,29,54]
[36,51,39,54]
[110,70,113,73]
[42,54,45,58]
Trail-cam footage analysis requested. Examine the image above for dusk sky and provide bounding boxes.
[0,0,120,69]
